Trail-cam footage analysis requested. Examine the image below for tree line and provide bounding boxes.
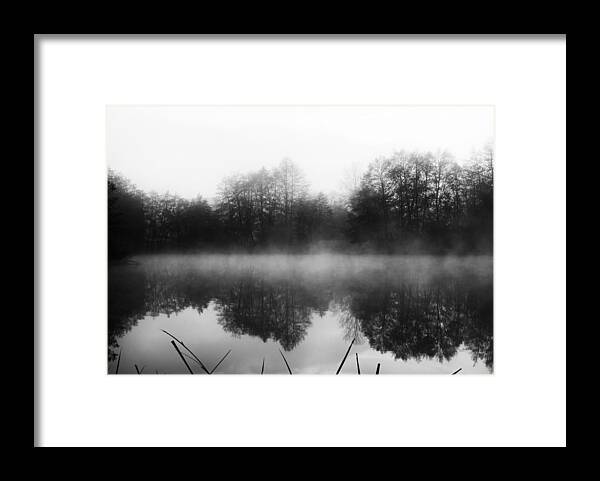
[108,146,493,258]
[348,145,493,252]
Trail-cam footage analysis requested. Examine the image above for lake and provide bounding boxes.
[108,254,493,374]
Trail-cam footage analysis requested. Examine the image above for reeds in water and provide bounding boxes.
[161,329,210,374]
[210,349,232,374]
[115,349,122,374]
[279,349,292,374]
[123,329,393,376]
[170,340,194,374]
[336,338,355,375]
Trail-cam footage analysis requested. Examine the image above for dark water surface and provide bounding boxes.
[108,254,493,374]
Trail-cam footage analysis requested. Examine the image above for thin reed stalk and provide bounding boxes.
[356,353,361,374]
[183,352,201,366]
[135,364,141,374]
[115,349,122,374]
[376,363,380,375]
[451,368,462,375]
[171,340,194,374]
[210,349,232,374]
[261,357,265,375]
[279,349,292,375]
[161,329,210,374]
[336,338,355,375]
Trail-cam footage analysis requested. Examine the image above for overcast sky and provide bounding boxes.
[107,105,493,200]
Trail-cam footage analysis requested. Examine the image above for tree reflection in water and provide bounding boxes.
[214,275,321,351]
[108,263,146,362]
[108,256,493,370]
[349,279,492,369]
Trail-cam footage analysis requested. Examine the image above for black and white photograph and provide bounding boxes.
[35,35,566,447]
[108,106,494,375]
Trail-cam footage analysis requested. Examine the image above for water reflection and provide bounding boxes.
[215,276,318,351]
[108,255,493,373]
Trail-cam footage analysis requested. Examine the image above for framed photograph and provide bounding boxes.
[35,34,566,447]
[106,105,494,376]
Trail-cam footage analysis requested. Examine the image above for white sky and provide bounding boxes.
[107,105,493,200]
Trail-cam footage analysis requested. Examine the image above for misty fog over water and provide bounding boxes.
[108,254,493,374]
[107,108,494,375]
